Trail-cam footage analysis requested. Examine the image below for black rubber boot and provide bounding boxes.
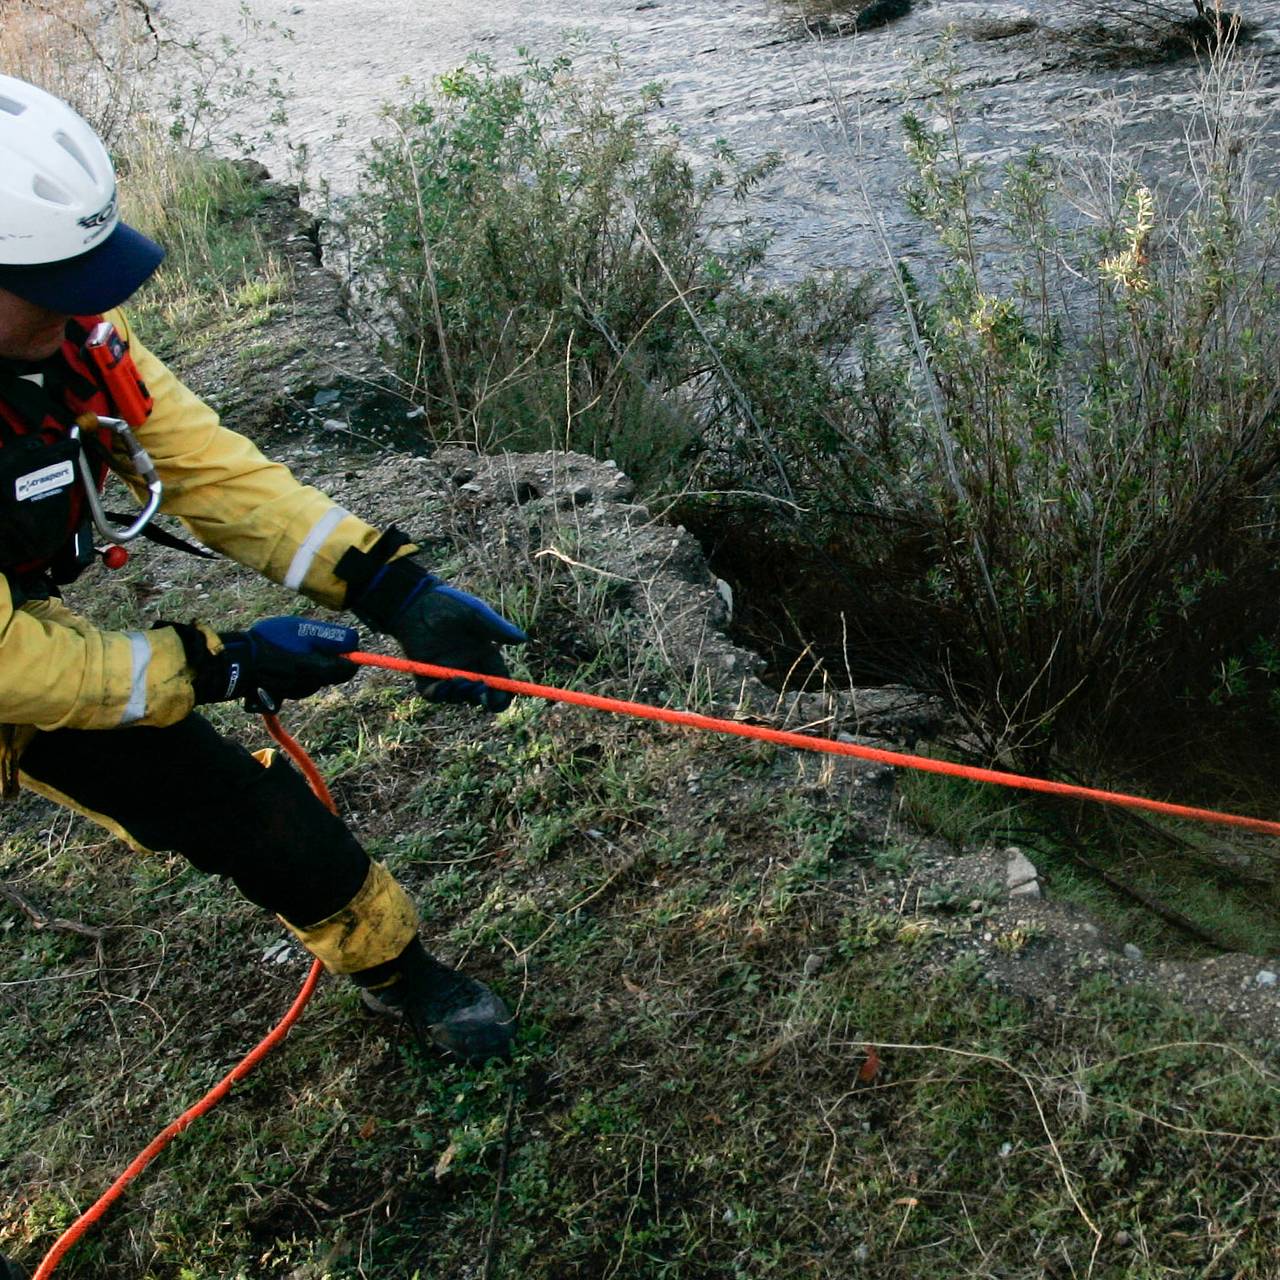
[0,1252,28,1280]
[354,938,515,1063]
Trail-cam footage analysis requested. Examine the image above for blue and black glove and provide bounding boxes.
[337,529,527,712]
[179,616,359,713]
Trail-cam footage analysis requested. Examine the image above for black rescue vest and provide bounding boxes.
[0,316,131,586]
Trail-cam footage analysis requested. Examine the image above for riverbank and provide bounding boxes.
[2,157,1279,1280]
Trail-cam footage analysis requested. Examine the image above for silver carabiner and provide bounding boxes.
[73,415,163,544]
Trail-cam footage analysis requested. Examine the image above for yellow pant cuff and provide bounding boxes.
[281,860,419,975]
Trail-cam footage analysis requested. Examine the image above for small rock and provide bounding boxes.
[405,405,426,420]
[1123,943,1143,961]
[320,418,346,433]
[312,388,341,407]
[714,577,734,621]
[1006,848,1040,899]
[1114,1230,1132,1247]
[1255,970,1277,988]
[803,953,825,978]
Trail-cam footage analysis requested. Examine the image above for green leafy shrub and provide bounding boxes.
[792,40,1280,770]
[339,53,872,484]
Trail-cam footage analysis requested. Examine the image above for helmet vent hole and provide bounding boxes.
[32,174,72,205]
[54,130,95,180]
[0,93,25,116]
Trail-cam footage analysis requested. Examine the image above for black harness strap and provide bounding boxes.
[0,365,79,435]
[0,356,219,571]
[104,512,217,559]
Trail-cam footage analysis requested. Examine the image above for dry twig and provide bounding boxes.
[0,883,108,942]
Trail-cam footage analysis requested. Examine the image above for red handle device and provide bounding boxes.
[83,322,154,427]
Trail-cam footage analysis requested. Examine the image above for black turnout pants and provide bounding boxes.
[20,713,370,928]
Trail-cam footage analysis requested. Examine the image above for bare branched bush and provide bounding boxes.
[0,0,157,141]
[823,37,1280,767]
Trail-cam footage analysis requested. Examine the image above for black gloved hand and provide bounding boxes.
[347,555,527,712]
[184,616,359,713]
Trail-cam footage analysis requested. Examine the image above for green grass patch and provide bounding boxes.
[5,529,1279,1277]
[117,130,284,359]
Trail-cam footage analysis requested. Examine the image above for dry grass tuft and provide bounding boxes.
[0,0,157,141]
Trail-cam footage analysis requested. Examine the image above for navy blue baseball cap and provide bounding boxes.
[0,218,165,315]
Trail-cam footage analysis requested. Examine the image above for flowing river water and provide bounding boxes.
[158,0,1280,280]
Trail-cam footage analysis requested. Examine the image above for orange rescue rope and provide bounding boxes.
[346,652,1280,839]
[31,716,329,1280]
[30,651,1280,1275]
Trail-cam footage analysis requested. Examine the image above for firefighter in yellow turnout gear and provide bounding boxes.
[0,76,523,1092]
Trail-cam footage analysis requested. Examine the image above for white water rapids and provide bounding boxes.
[155,0,1280,276]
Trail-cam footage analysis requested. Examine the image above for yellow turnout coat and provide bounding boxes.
[0,310,387,793]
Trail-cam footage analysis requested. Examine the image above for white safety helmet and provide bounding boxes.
[0,74,163,314]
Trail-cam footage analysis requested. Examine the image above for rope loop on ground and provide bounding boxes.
[31,716,328,1280]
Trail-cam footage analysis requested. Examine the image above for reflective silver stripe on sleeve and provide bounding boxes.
[284,506,351,591]
[121,631,152,725]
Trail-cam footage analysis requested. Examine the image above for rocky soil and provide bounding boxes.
[308,446,1280,1043]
